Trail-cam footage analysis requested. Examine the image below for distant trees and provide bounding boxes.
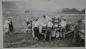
[61,8,85,14]
[81,8,85,14]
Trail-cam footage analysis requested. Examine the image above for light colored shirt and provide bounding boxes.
[46,16,52,22]
[38,17,47,33]
[4,20,10,28]
[5,20,10,24]
[32,21,39,27]
[60,20,67,28]
[53,24,58,27]
[38,18,47,26]
[47,21,53,27]
[4,20,10,32]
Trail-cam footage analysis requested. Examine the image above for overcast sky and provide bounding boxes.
[23,0,86,10]
[2,0,86,11]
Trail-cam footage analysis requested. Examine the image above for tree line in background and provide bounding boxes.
[25,8,85,14]
[61,8,85,14]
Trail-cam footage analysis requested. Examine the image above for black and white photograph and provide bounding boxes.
[2,0,85,48]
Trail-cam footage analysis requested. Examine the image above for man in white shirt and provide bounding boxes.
[37,16,50,40]
[46,20,53,41]
[60,18,67,39]
[32,19,40,40]
[38,16,48,34]
[60,19,67,28]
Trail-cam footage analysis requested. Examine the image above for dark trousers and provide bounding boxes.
[46,27,52,40]
[34,27,39,38]
[80,39,85,46]
[27,21,30,25]
[9,24,13,32]
[60,27,66,38]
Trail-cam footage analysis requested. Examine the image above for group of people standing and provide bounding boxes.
[26,15,84,42]
[52,16,67,39]
[25,15,67,41]
[31,15,53,41]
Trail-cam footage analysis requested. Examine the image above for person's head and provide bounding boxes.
[77,19,82,24]
[43,15,46,18]
[64,19,66,21]
[35,18,38,21]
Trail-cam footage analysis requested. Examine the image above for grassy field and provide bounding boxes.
[3,14,85,48]
[3,31,84,48]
